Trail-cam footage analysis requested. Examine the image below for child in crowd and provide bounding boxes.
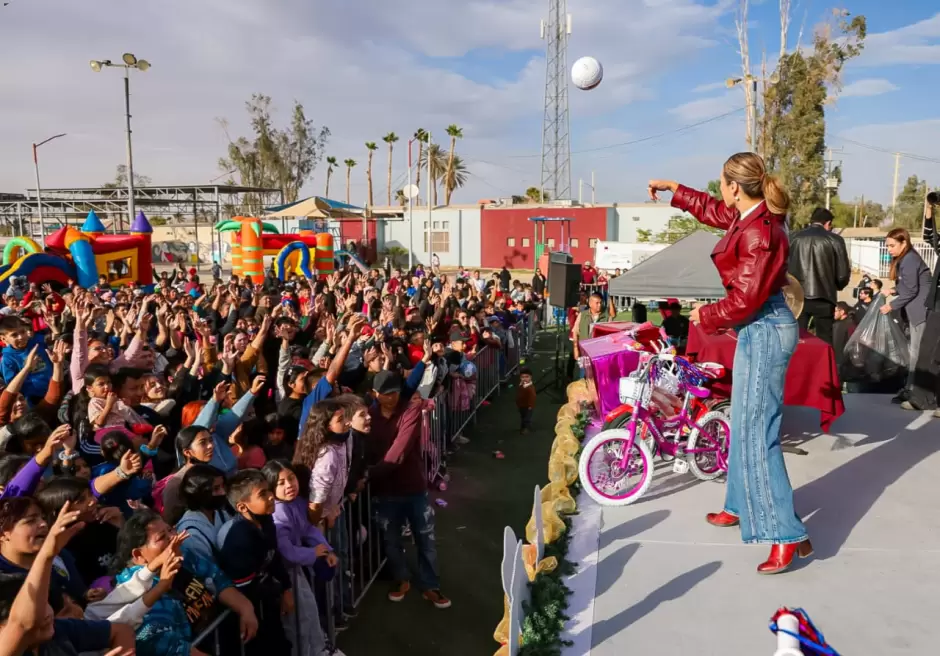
[231,418,267,470]
[216,470,293,656]
[175,464,231,564]
[108,508,258,656]
[157,425,215,523]
[516,367,536,435]
[0,317,52,403]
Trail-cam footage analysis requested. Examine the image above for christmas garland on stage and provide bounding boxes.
[494,381,593,656]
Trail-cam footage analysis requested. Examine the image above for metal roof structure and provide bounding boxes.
[0,184,283,238]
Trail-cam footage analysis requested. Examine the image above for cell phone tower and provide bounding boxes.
[539,0,572,203]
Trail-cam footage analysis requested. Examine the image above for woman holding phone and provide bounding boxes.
[647,152,811,575]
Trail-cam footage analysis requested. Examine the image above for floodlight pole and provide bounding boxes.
[32,133,66,248]
[123,67,135,232]
[407,138,414,269]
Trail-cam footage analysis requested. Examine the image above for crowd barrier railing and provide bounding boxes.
[421,321,530,485]
[193,317,537,654]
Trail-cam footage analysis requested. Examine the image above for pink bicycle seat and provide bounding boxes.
[687,385,710,399]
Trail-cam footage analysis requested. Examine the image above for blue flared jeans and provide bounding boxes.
[723,292,808,545]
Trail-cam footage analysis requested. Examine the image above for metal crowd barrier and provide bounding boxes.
[421,322,531,485]
[191,318,537,655]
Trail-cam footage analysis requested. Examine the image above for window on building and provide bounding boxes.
[547,238,556,248]
[507,237,516,247]
[633,216,641,222]
[433,221,440,229]
[441,221,449,229]
[522,237,530,247]
[571,238,579,248]
[424,230,450,254]
[589,238,598,248]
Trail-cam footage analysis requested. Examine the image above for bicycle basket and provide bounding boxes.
[618,373,651,407]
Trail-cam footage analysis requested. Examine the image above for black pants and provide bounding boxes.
[519,408,534,430]
[799,298,835,347]
[908,310,940,410]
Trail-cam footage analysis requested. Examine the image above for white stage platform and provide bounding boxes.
[564,395,939,655]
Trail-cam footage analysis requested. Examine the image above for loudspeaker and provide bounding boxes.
[549,261,582,309]
[549,251,573,265]
[631,303,647,323]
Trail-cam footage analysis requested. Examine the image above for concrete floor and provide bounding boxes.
[568,395,940,655]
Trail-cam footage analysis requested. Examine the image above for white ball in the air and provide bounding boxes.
[571,56,603,90]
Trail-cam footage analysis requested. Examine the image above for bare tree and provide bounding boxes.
[735,0,755,151]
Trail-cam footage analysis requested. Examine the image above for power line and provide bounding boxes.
[502,107,746,159]
[832,136,940,165]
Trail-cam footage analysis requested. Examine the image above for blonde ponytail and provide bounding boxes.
[723,152,789,216]
[761,173,790,216]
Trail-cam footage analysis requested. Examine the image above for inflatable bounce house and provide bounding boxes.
[216,216,366,281]
[0,210,153,294]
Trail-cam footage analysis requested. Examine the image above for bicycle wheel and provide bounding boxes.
[578,427,654,506]
[685,410,731,481]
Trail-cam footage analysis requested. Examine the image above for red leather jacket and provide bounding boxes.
[671,184,789,334]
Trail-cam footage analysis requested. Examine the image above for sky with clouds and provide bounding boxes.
[1,0,939,208]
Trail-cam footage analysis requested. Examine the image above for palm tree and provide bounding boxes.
[414,128,428,194]
[365,142,378,207]
[382,132,399,206]
[324,156,337,198]
[444,124,463,205]
[395,189,407,207]
[442,155,470,202]
[418,144,448,206]
[344,159,357,205]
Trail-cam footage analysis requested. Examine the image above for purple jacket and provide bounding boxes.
[272,498,330,567]
[1,457,105,502]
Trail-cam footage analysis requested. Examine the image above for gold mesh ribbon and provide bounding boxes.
[526,500,566,543]
[541,480,577,514]
[548,451,578,486]
[522,543,558,582]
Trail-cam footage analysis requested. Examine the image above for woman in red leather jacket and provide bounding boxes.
[648,152,812,575]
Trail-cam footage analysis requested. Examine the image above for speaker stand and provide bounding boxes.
[535,307,569,401]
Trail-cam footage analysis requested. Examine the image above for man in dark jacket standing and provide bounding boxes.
[788,208,851,346]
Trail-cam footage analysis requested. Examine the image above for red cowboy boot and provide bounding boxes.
[757,540,814,575]
[705,511,739,527]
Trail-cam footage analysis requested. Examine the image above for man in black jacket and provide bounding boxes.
[905,198,940,416]
[788,208,851,346]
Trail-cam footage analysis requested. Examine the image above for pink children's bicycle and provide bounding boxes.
[578,352,732,506]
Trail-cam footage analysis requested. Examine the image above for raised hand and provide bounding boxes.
[647,179,678,202]
[250,375,267,395]
[119,450,143,477]
[213,381,230,403]
[40,501,84,558]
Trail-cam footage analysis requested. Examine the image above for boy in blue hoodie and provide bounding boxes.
[0,316,52,403]
[216,470,293,656]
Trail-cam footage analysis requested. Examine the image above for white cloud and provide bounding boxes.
[858,12,940,66]
[0,0,735,207]
[839,78,899,98]
[669,91,742,122]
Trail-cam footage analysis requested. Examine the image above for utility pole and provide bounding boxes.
[823,147,842,211]
[891,152,901,221]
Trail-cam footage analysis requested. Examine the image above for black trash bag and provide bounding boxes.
[841,294,910,383]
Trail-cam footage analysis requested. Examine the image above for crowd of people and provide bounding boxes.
[788,204,940,413]
[0,258,543,656]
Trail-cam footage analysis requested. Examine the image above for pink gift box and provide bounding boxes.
[579,323,667,418]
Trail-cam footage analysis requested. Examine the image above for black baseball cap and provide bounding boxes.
[373,371,402,395]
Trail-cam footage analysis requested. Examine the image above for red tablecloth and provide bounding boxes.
[686,323,845,432]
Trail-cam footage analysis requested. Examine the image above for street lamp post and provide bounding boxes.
[726,73,778,154]
[32,133,67,247]
[90,54,150,231]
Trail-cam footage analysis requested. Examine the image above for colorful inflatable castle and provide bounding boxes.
[216,216,336,281]
[0,210,153,294]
